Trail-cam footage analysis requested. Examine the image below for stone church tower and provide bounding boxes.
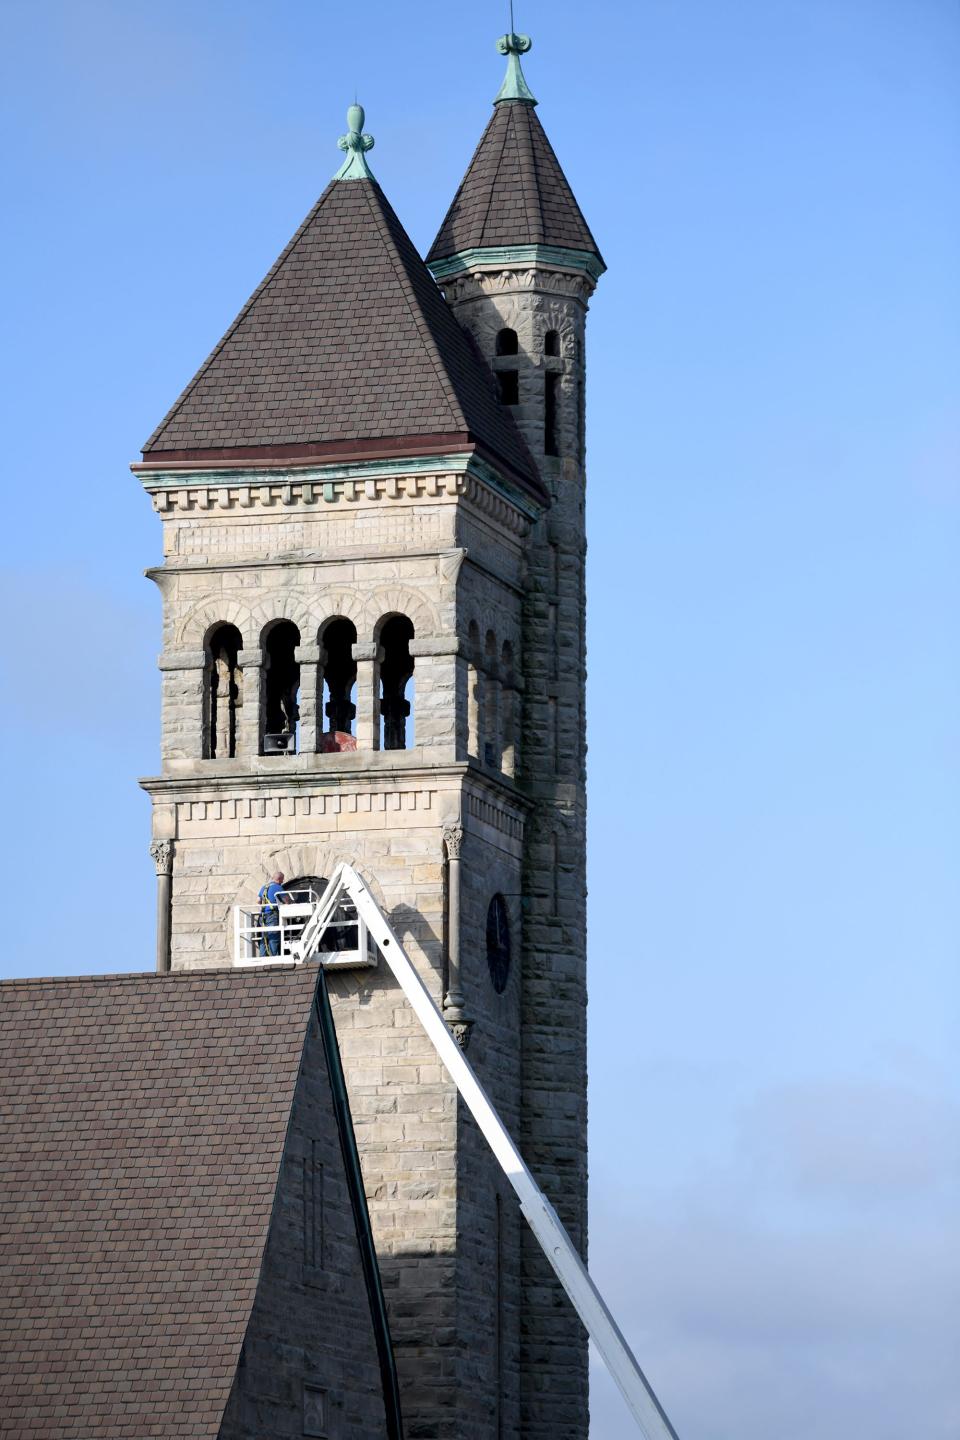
[136,33,603,1440]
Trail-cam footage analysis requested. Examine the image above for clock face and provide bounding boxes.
[486,894,511,994]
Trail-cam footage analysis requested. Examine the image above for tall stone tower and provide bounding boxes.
[427,35,604,1439]
[136,33,602,1440]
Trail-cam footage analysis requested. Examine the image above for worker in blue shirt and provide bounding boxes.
[258,870,288,957]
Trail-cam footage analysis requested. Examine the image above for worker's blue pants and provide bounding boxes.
[258,911,280,957]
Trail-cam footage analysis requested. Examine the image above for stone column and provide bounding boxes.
[409,636,460,757]
[157,649,205,762]
[442,824,472,1047]
[236,648,263,758]
[150,839,174,974]
[353,640,380,751]
[295,644,321,754]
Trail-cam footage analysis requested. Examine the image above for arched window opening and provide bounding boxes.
[496,328,518,355]
[205,624,242,759]
[486,894,511,994]
[320,618,357,750]
[263,621,300,755]
[379,615,415,751]
[285,875,371,962]
[544,329,560,356]
[544,372,560,456]
[483,630,499,768]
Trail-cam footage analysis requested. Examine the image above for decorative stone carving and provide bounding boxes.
[443,268,595,306]
[438,548,467,586]
[442,824,464,860]
[450,1020,474,1051]
[149,839,174,875]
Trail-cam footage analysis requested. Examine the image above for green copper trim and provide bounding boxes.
[428,243,606,284]
[136,451,545,520]
[334,102,376,180]
[494,32,537,105]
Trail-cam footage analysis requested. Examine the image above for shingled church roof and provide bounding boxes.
[427,101,601,263]
[0,966,394,1440]
[142,176,541,495]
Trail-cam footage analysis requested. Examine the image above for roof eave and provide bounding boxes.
[427,243,606,286]
[132,441,549,517]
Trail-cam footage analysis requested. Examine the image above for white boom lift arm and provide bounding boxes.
[292,863,679,1440]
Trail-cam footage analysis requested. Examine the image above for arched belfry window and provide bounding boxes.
[486,894,512,994]
[320,617,357,743]
[501,639,516,778]
[205,623,242,759]
[495,327,519,406]
[379,615,415,751]
[483,630,499,768]
[544,329,560,356]
[286,875,369,961]
[263,621,300,755]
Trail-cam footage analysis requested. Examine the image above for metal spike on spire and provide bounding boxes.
[494,30,537,106]
[334,102,376,181]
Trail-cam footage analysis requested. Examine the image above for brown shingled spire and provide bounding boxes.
[426,37,602,267]
[142,168,541,494]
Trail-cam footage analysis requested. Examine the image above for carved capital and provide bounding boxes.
[149,839,174,876]
[443,824,464,861]
[451,1020,474,1051]
[438,547,467,586]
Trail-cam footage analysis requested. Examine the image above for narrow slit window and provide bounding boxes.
[497,369,519,406]
[544,371,560,456]
[496,328,518,355]
[544,329,560,356]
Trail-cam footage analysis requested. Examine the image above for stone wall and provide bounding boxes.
[442,263,594,1439]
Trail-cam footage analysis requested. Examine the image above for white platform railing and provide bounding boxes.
[233,887,375,969]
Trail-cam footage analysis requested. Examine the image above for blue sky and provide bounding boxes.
[1,2,958,1436]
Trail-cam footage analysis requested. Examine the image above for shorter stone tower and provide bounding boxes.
[136,35,602,1440]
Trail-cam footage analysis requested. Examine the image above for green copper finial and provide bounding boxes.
[334,102,376,180]
[494,32,537,105]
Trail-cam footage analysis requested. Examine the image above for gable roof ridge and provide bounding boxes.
[359,183,464,432]
[144,184,338,452]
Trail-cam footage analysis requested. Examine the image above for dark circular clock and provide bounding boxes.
[486,894,511,994]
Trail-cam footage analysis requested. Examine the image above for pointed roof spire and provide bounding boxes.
[141,167,541,493]
[334,102,376,180]
[426,33,604,279]
[494,32,537,105]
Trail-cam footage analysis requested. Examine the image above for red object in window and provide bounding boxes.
[318,730,358,753]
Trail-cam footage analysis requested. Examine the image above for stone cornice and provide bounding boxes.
[136,451,543,529]
[428,244,605,285]
[139,758,533,813]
